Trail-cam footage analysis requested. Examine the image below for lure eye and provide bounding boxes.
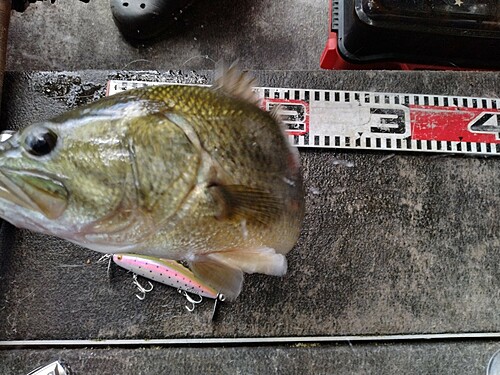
[24,128,58,157]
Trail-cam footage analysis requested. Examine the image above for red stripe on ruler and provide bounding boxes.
[410,105,500,144]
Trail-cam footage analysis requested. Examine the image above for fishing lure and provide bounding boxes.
[112,253,226,312]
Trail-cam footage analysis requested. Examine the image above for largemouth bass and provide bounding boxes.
[0,67,304,300]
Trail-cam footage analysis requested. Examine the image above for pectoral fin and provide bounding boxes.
[208,184,282,227]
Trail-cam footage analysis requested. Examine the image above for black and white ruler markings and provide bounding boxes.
[107,80,500,156]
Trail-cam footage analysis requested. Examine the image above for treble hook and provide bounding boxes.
[132,274,154,300]
[178,290,203,312]
[211,293,226,321]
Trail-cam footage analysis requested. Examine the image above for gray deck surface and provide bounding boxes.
[6,1,325,72]
[2,342,500,375]
[1,0,500,374]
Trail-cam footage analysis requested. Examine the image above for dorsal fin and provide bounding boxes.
[213,62,259,105]
[269,103,285,122]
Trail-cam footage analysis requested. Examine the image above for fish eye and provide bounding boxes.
[24,128,58,157]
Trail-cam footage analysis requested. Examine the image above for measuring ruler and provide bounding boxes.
[107,80,500,156]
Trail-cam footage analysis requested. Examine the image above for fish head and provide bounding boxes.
[0,108,130,237]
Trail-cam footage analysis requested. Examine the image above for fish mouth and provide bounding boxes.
[0,168,68,220]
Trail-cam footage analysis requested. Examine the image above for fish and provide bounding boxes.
[0,66,304,300]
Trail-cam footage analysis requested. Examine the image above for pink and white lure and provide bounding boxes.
[112,253,226,306]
